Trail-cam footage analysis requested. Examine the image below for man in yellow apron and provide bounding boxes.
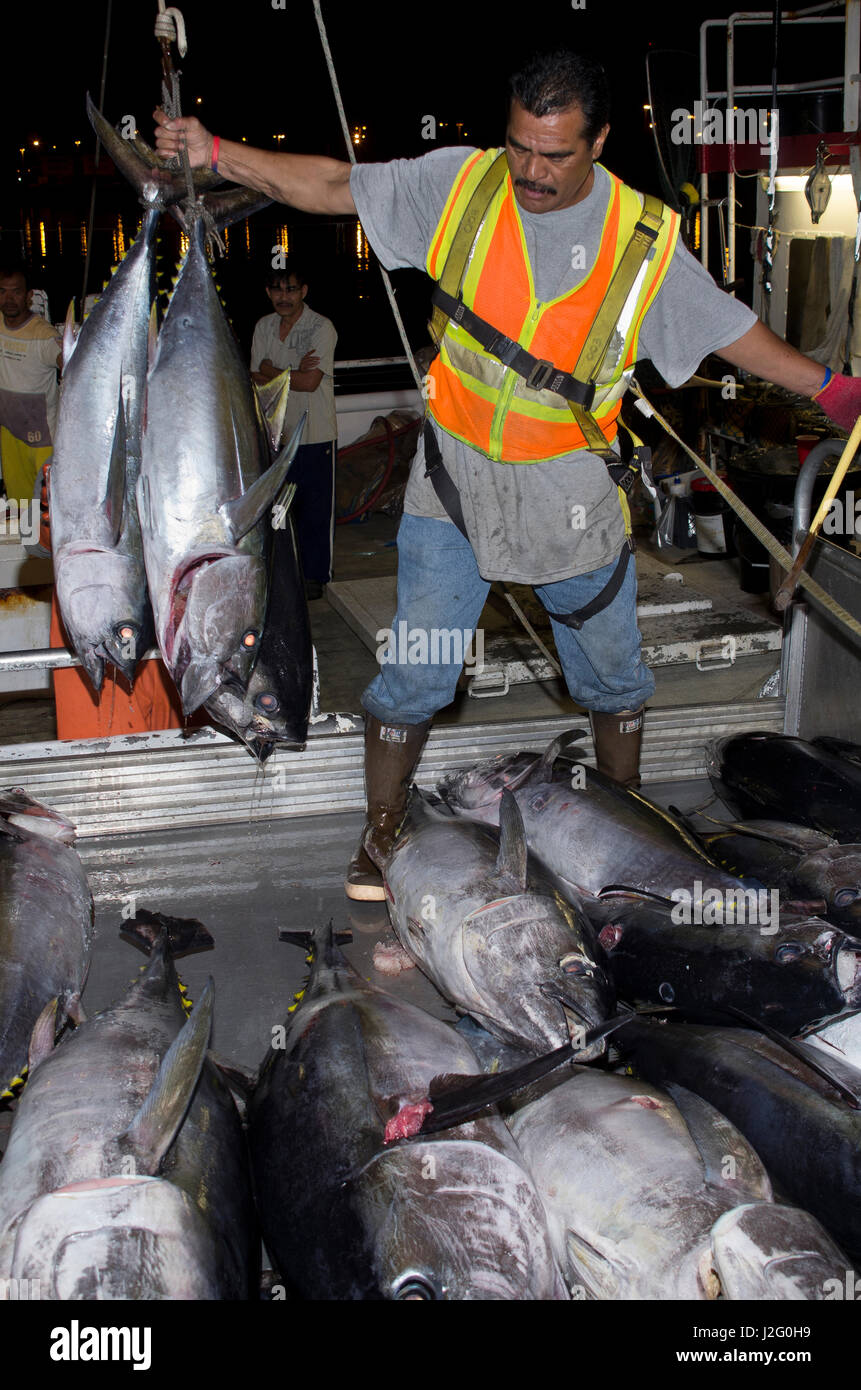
[0,263,61,504]
[154,51,859,902]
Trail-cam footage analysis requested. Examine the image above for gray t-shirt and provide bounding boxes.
[250,305,337,446]
[350,150,756,584]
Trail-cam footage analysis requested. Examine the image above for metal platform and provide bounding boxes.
[327,554,782,698]
[0,698,783,839]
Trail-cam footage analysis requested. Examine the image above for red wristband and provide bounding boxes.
[210,135,220,173]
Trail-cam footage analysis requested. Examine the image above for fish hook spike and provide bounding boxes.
[155,4,188,59]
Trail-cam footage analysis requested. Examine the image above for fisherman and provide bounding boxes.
[154,49,861,903]
[251,263,338,601]
[0,261,61,504]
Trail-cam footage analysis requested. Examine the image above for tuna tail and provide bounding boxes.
[496,787,528,890]
[86,94,175,208]
[120,908,214,958]
[120,980,214,1170]
[218,414,307,544]
[86,95,227,209]
[279,920,353,969]
[169,185,273,235]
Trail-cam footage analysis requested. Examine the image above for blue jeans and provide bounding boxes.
[361,514,655,725]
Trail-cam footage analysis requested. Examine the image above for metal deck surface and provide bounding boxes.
[74,777,722,1073]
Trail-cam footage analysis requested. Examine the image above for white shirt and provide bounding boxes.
[250,305,337,446]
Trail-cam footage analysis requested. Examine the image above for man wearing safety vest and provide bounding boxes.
[155,50,861,903]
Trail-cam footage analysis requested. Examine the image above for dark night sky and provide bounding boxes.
[6,0,786,173]
[2,0,823,354]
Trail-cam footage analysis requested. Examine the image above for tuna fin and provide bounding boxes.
[86,93,170,208]
[256,367,292,453]
[565,1229,627,1301]
[104,385,128,544]
[271,481,297,532]
[496,787,528,890]
[120,908,214,958]
[181,658,224,715]
[62,300,78,368]
[0,788,77,843]
[416,1013,634,1136]
[121,980,214,1170]
[218,414,307,544]
[535,728,588,782]
[25,989,84,1076]
[718,1004,861,1108]
[664,1082,772,1200]
[27,997,60,1074]
[147,300,159,372]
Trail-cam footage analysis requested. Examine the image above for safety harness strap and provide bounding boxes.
[430,285,597,406]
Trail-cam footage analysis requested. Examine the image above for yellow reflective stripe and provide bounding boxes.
[618,487,632,535]
[427,149,499,276]
[505,389,619,425]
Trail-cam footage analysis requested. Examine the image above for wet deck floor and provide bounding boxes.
[75,777,727,1072]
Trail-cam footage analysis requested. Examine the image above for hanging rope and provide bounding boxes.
[312,0,424,393]
[629,377,861,644]
[761,0,781,322]
[154,2,195,209]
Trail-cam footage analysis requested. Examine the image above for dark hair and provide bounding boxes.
[508,50,611,144]
[0,261,29,287]
[265,261,308,290]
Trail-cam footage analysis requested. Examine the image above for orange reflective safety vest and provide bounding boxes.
[425,149,681,464]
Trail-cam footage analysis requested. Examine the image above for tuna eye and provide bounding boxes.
[115,623,137,642]
[254,692,280,714]
[560,954,589,976]
[242,630,259,649]
[775,942,807,963]
[393,1275,437,1301]
[833,889,860,907]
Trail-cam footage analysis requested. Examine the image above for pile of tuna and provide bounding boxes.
[2,729,861,1300]
[49,99,313,759]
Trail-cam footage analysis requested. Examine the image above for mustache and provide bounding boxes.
[515,178,557,195]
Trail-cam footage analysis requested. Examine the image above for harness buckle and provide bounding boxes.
[525,358,555,391]
[486,332,520,367]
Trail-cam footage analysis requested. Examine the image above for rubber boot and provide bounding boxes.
[344,714,432,901]
[590,707,645,790]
